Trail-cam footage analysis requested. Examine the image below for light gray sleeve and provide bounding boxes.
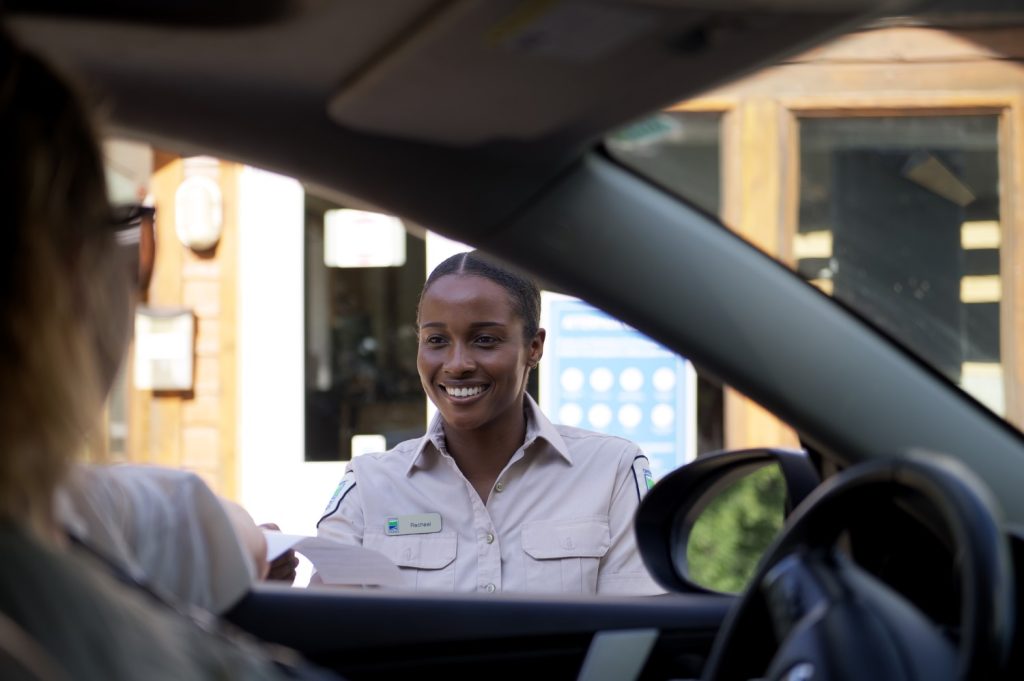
[596,446,666,595]
[315,467,363,546]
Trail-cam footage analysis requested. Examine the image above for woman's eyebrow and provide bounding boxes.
[419,321,507,329]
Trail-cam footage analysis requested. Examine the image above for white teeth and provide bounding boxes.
[446,385,484,398]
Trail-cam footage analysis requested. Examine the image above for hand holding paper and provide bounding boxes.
[258,522,298,583]
[263,531,404,589]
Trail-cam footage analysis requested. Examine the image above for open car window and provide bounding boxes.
[297,192,801,595]
[103,145,803,596]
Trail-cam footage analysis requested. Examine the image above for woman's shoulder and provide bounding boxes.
[550,423,643,458]
[350,434,429,469]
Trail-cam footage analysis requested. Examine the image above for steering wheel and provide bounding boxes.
[701,453,1014,681]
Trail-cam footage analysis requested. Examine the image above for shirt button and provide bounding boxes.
[485,532,495,544]
[495,481,505,493]
[484,583,496,593]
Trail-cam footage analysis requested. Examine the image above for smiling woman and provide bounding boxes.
[316,251,663,595]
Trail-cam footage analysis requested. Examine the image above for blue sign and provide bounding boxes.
[539,296,693,480]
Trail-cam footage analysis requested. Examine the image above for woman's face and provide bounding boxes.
[417,274,544,435]
[84,232,135,398]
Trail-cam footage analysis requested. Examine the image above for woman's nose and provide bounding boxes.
[443,343,475,374]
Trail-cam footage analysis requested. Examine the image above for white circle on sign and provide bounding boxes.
[618,404,643,429]
[589,368,614,393]
[560,368,585,393]
[588,404,613,429]
[559,403,583,427]
[651,404,675,429]
[652,367,677,393]
[619,367,644,392]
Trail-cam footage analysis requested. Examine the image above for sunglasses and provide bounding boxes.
[110,203,156,232]
[109,203,156,288]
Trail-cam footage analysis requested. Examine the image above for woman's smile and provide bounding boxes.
[441,383,491,400]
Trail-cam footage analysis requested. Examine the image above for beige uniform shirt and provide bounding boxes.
[316,395,663,595]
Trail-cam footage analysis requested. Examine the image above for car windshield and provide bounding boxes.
[12,5,1024,679]
[21,5,1021,606]
[607,22,1019,430]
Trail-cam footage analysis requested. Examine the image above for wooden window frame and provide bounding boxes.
[778,94,1024,425]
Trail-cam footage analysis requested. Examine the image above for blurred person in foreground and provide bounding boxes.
[0,29,332,679]
[53,201,298,612]
[57,461,274,614]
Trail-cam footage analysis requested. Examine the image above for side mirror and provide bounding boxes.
[635,448,820,594]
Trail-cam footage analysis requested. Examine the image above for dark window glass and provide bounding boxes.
[304,195,426,461]
[796,116,1002,414]
[607,111,722,217]
[608,111,724,454]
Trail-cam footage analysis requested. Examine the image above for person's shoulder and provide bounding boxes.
[60,463,210,521]
[351,436,425,470]
[102,464,218,511]
[553,423,639,447]
[552,425,643,458]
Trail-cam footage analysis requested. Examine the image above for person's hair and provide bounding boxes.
[418,251,541,341]
[0,33,128,538]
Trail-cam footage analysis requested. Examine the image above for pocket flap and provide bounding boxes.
[364,531,457,570]
[521,517,610,559]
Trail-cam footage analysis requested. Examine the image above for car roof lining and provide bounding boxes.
[3,0,296,26]
[7,1,909,239]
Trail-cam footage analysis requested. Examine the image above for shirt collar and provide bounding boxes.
[407,412,446,475]
[406,393,573,475]
[522,393,573,465]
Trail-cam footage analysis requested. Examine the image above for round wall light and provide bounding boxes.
[175,175,223,251]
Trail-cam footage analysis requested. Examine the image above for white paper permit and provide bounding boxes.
[264,531,405,589]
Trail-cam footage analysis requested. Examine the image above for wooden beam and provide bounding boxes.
[722,99,801,450]
[218,160,240,500]
[700,61,1024,101]
[791,26,1024,64]
[1002,99,1024,425]
[132,152,184,468]
[735,99,784,254]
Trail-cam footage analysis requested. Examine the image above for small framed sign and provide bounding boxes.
[134,306,195,391]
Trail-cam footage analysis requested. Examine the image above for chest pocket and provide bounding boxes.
[364,531,458,591]
[521,516,610,594]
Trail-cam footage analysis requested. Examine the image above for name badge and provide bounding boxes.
[386,513,442,536]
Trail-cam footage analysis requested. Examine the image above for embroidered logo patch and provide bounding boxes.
[644,469,654,490]
[387,517,399,535]
[323,479,348,513]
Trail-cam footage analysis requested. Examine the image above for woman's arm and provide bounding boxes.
[597,449,665,596]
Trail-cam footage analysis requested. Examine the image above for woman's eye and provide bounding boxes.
[422,335,447,345]
[475,335,499,346]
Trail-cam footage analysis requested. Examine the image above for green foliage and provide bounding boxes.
[687,464,786,593]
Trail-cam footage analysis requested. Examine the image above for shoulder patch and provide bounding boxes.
[325,479,349,512]
[630,455,654,503]
[317,470,357,527]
